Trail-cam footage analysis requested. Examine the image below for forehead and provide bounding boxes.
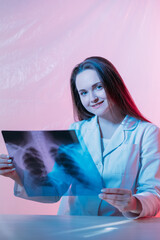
[76,69,101,90]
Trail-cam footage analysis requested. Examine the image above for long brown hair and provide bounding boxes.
[70,56,149,122]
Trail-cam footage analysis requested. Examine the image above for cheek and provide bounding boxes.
[102,90,107,97]
[80,97,89,107]
[97,90,107,99]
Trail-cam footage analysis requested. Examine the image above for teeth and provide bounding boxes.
[93,102,103,107]
[96,102,102,105]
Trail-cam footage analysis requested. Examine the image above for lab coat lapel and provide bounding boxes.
[103,115,139,157]
[82,116,103,165]
[103,124,124,157]
[80,115,139,163]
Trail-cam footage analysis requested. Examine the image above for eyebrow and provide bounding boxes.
[78,82,102,92]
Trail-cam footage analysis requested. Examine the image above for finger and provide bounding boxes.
[101,188,131,195]
[0,168,16,174]
[99,197,130,209]
[106,199,129,207]
[0,163,13,168]
[99,193,130,203]
[0,154,10,159]
[0,158,12,163]
[99,193,131,201]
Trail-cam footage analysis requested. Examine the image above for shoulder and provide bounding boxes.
[129,116,160,144]
[124,116,160,154]
[123,115,160,144]
[139,121,160,145]
[138,119,159,136]
[124,115,159,133]
[69,116,97,131]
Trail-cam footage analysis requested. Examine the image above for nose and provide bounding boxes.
[89,91,98,103]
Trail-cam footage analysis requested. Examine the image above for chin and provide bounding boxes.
[88,107,108,117]
[95,109,109,118]
[94,112,106,118]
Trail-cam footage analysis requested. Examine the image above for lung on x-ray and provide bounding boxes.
[1,130,102,197]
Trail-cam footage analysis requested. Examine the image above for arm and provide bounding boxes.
[99,124,160,218]
[126,124,160,218]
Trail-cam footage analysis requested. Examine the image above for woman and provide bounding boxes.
[1,56,160,218]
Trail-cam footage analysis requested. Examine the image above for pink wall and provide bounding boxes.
[0,0,160,216]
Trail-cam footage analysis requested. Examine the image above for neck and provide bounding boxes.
[97,106,125,139]
[98,105,125,125]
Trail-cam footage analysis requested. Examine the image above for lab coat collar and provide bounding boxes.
[121,114,140,131]
[88,114,139,132]
[84,115,139,160]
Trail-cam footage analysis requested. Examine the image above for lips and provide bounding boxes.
[91,101,104,109]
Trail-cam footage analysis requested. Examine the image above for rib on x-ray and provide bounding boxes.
[2,130,102,196]
[23,146,53,186]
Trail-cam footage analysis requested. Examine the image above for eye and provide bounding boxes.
[80,91,88,96]
[96,84,103,90]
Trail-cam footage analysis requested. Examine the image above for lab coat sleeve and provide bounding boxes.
[124,124,160,219]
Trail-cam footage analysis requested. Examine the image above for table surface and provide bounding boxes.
[0,215,160,240]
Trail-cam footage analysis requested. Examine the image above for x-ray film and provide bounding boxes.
[1,130,102,197]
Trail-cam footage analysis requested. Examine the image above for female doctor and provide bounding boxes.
[0,56,160,218]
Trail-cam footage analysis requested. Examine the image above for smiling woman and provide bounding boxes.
[0,56,160,219]
[76,69,109,118]
[70,57,150,123]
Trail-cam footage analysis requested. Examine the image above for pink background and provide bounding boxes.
[0,0,160,215]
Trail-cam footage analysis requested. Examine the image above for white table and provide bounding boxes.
[0,215,160,240]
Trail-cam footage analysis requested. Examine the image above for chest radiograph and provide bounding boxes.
[2,130,102,196]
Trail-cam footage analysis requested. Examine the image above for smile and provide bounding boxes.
[91,101,104,109]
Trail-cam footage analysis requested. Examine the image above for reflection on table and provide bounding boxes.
[0,215,160,240]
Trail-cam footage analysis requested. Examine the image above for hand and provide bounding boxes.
[98,188,142,214]
[0,154,16,177]
[0,154,22,185]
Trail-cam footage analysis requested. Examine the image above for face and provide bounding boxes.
[75,69,110,118]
